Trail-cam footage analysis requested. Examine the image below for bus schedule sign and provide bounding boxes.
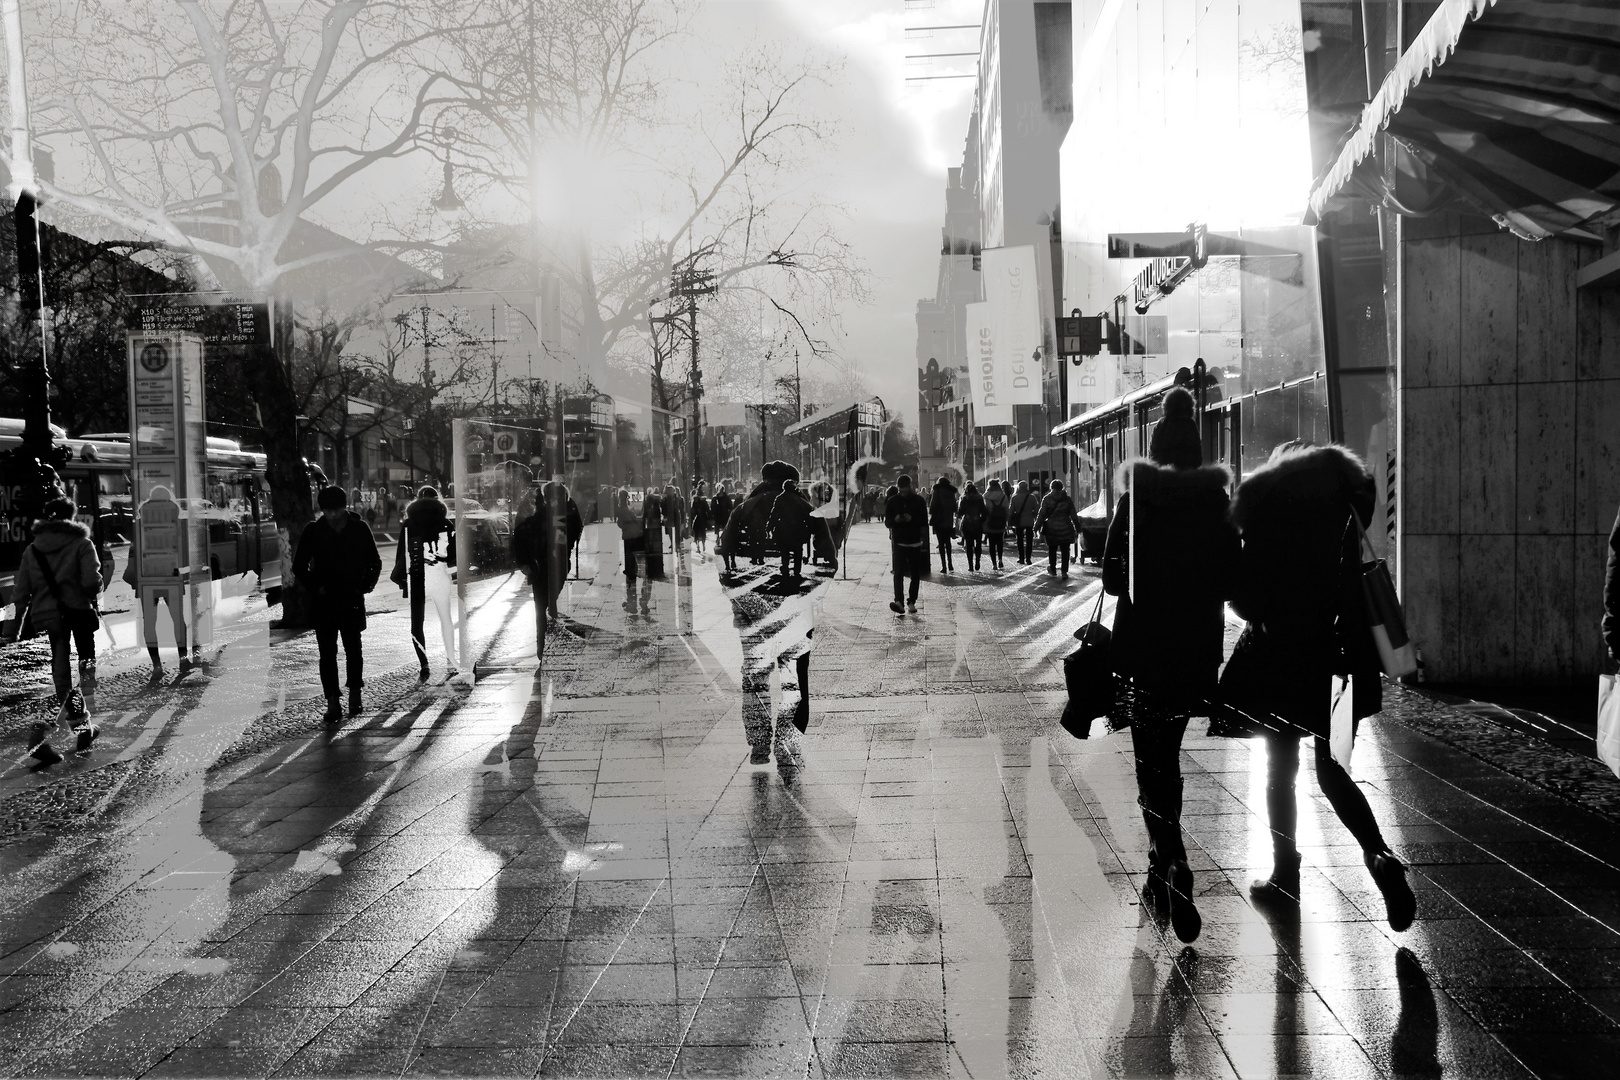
[131,293,270,346]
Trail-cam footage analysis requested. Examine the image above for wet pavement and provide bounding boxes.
[1,524,1619,1077]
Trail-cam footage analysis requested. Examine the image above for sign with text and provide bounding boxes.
[978,245,1044,420]
[131,293,270,346]
[964,302,1011,428]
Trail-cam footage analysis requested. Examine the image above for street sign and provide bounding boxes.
[1059,315,1104,358]
[130,293,271,346]
[492,431,519,456]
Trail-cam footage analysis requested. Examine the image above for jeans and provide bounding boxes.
[1016,527,1034,562]
[1127,692,1192,870]
[315,624,363,700]
[963,533,983,570]
[1263,733,1387,862]
[892,544,924,605]
[409,562,455,671]
[1048,540,1071,575]
[935,532,954,570]
[987,532,1005,567]
[47,626,73,701]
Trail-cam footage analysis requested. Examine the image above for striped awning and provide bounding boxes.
[1306,0,1620,240]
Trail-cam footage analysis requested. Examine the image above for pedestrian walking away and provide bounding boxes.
[1009,479,1038,564]
[392,487,458,681]
[1102,388,1241,942]
[9,499,101,703]
[643,486,667,580]
[616,488,653,616]
[769,479,814,579]
[1034,479,1080,577]
[1217,437,1418,933]
[958,481,986,571]
[930,475,959,573]
[886,475,930,615]
[716,461,837,765]
[690,481,712,560]
[984,478,1009,570]
[294,485,383,722]
[121,487,196,680]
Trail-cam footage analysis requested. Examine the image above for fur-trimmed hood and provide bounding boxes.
[28,517,91,552]
[1230,443,1370,532]
[1114,459,1232,498]
[404,496,449,535]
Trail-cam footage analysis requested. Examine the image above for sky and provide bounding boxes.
[700,0,985,427]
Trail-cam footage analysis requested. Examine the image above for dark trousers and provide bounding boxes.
[1264,734,1386,862]
[1128,701,1191,870]
[988,532,1005,567]
[1048,540,1071,575]
[963,532,982,570]
[892,545,924,605]
[1016,527,1034,562]
[935,531,954,570]
[315,624,363,700]
[47,626,73,701]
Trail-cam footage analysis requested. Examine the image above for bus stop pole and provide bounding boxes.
[452,418,471,683]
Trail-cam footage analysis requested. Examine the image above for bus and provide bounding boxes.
[0,419,281,603]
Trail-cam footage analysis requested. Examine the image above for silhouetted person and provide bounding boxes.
[885,475,929,615]
[294,485,382,721]
[1009,480,1038,564]
[930,475,958,573]
[957,481,986,571]
[1035,479,1080,578]
[984,478,1009,570]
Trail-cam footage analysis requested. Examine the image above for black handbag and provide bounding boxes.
[1061,589,1114,738]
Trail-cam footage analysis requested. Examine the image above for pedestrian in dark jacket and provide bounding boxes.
[1605,504,1619,663]
[1009,480,1039,564]
[957,482,986,571]
[930,476,959,572]
[691,482,713,560]
[293,486,382,721]
[769,479,814,578]
[1034,480,1080,577]
[392,487,458,681]
[885,475,930,614]
[984,479,1009,570]
[1220,438,1416,933]
[616,487,652,615]
[9,499,101,704]
[1101,388,1239,942]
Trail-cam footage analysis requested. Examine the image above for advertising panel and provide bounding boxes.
[964,302,1012,428]
[979,245,1044,412]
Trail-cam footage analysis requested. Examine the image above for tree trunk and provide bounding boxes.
[252,297,314,627]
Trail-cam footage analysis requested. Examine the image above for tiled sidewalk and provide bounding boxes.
[0,524,1616,1077]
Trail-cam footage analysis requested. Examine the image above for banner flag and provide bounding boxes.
[965,302,1012,428]
[980,245,1044,414]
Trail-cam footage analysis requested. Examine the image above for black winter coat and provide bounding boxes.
[885,490,930,546]
[1605,505,1619,661]
[1222,444,1382,736]
[1102,463,1238,702]
[929,481,958,536]
[957,490,986,537]
[294,512,382,630]
[393,497,457,598]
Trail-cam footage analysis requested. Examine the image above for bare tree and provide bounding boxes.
[11,0,495,620]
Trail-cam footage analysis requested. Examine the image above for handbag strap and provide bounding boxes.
[1088,583,1106,626]
[31,547,65,603]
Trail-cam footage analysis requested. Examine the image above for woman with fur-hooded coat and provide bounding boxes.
[1100,388,1239,943]
[1221,440,1416,932]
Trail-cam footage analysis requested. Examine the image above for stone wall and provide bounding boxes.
[1400,214,1620,684]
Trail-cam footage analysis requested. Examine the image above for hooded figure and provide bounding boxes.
[769,479,814,579]
[294,485,382,720]
[716,461,837,765]
[1100,387,1239,944]
[957,482,986,571]
[930,477,959,572]
[1034,480,1081,577]
[1218,440,1415,932]
[10,502,101,705]
[392,488,458,681]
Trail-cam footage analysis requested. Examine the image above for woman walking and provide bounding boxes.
[690,482,713,560]
[643,486,667,579]
[1034,479,1080,578]
[1102,388,1240,942]
[1221,440,1417,931]
[930,476,959,573]
[1009,480,1038,564]
[957,482,986,571]
[617,487,651,615]
[984,479,1009,570]
[391,486,458,682]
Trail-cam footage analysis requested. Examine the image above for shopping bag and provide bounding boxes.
[1061,590,1114,738]
[1599,674,1620,779]
[1354,518,1418,677]
[1329,674,1355,771]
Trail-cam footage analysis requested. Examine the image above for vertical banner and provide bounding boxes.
[964,302,1012,428]
[979,246,1045,421]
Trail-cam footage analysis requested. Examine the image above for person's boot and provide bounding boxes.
[1250,851,1302,905]
[1367,849,1417,932]
[27,722,62,766]
[73,721,100,757]
[348,687,363,718]
[323,696,343,724]
[1167,860,1201,943]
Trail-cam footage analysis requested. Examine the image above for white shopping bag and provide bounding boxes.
[1329,674,1356,771]
[1599,674,1620,779]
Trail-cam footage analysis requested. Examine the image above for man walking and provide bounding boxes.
[293,486,382,722]
[886,475,929,615]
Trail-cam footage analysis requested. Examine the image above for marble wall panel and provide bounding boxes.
[1400,534,1460,683]
[1402,387,1460,535]
[1459,233,1518,386]
[1458,385,1516,535]
[1515,535,1579,682]
[1516,238,1578,384]
[1575,377,1620,536]
[1459,534,1517,681]
[1402,238,1460,388]
[1516,382,1577,536]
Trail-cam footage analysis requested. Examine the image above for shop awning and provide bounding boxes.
[1306,0,1620,240]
